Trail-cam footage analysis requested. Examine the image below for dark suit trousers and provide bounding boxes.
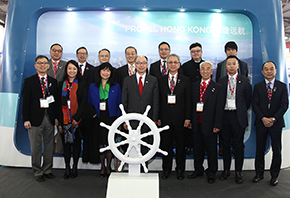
[28,114,54,177]
[193,123,218,177]
[161,124,186,172]
[255,125,282,178]
[222,111,245,172]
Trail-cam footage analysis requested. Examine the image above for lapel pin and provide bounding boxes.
[112,90,114,92]
[274,87,277,92]
[146,81,148,84]
[49,83,52,87]
[86,67,89,70]
[212,87,215,92]
[239,81,241,83]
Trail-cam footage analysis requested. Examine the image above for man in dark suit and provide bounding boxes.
[252,61,288,186]
[76,46,95,83]
[22,55,58,182]
[158,54,191,180]
[88,48,111,85]
[216,41,248,82]
[149,41,171,79]
[117,46,137,89]
[122,55,159,156]
[47,43,67,83]
[218,55,252,184]
[181,42,204,155]
[188,61,225,183]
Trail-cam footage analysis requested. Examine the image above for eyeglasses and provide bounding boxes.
[190,50,202,53]
[126,53,136,56]
[100,55,110,58]
[136,62,147,65]
[200,67,212,71]
[159,48,170,51]
[168,61,179,65]
[77,52,87,55]
[51,49,62,53]
[36,62,49,65]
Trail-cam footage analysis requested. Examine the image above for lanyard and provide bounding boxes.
[38,74,49,98]
[199,79,211,102]
[169,73,178,95]
[228,75,238,96]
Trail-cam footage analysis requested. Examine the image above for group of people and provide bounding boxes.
[22,41,288,187]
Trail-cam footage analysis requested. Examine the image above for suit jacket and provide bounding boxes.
[216,59,248,82]
[181,59,204,83]
[47,59,67,83]
[117,64,130,89]
[252,79,288,128]
[218,74,252,128]
[150,60,183,79]
[88,83,122,118]
[191,80,225,135]
[82,62,95,83]
[22,74,58,126]
[158,74,191,126]
[122,74,159,122]
[58,80,88,124]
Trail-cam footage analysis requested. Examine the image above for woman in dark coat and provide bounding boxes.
[59,60,87,179]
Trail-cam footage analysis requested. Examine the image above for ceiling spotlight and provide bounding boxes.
[105,8,110,11]
[142,8,148,11]
[67,8,73,11]
[216,10,222,13]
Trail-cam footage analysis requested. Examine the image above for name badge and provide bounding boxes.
[47,95,55,104]
[100,101,106,111]
[227,99,236,108]
[168,94,176,104]
[40,98,49,108]
[67,100,71,109]
[196,102,204,112]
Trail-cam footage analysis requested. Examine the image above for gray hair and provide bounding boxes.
[166,54,180,62]
[135,55,148,62]
[200,61,213,70]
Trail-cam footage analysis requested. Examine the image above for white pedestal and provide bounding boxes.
[106,172,159,198]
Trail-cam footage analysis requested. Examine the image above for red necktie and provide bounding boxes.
[139,76,143,96]
[52,61,58,76]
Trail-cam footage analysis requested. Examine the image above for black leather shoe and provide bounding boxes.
[71,168,78,179]
[235,172,243,184]
[161,171,170,179]
[219,170,230,181]
[208,176,215,184]
[35,175,45,182]
[252,175,264,183]
[270,177,278,186]
[44,173,55,179]
[176,170,184,180]
[187,171,203,179]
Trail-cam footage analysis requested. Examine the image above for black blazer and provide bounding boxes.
[216,59,248,82]
[122,74,159,122]
[82,62,95,83]
[191,80,225,135]
[22,74,58,126]
[218,74,252,128]
[252,79,288,128]
[58,80,88,124]
[181,59,203,83]
[149,60,163,79]
[117,64,130,89]
[158,74,191,126]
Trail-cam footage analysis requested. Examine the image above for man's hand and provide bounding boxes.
[213,128,220,133]
[55,119,59,126]
[184,120,190,128]
[72,119,78,127]
[123,123,128,130]
[24,121,31,129]
[157,119,161,127]
[262,117,274,128]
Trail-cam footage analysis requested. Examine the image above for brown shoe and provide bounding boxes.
[219,170,230,181]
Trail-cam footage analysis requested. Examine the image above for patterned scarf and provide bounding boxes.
[62,79,79,125]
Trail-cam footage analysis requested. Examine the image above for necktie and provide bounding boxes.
[171,76,174,87]
[130,65,134,75]
[41,77,47,95]
[162,61,167,76]
[230,76,234,87]
[139,76,143,96]
[202,81,206,91]
[267,82,272,101]
[52,62,58,76]
[80,64,84,75]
